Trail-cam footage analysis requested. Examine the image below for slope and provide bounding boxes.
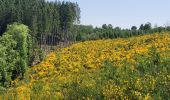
[1,32,170,99]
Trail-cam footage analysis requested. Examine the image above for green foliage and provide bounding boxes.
[66,82,102,99]
[0,23,32,87]
[74,23,170,41]
[31,81,44,95]
[0,33,18,86]
[27,34,35,66]
[0,0,80,44]
[5,23,30,79]
[38,49,45,62]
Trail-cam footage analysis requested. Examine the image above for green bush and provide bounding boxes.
[38,49,45,61]
[0,33,18,86]
[0,23,32,87]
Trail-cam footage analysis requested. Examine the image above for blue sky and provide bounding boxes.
[47,0,170,29]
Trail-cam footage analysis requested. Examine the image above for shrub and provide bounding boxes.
[0,23,32,87]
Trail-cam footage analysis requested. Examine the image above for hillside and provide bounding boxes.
[1,33,170,99]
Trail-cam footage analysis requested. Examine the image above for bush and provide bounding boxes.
[38,49,45,61]
[0,33,18,86]
[0,23,32,87]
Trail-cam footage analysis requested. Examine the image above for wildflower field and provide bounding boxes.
[0,32,170,99]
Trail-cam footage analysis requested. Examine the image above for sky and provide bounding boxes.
[47,0,170,29]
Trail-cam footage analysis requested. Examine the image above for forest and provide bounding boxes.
[0,0,80,87]
[0,0,170,99]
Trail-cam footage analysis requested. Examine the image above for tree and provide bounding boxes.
[102,24,108,29]
[7,23,30,79]
[143,22,152,30]
[139,24,144,30]
[0,32,18,86]
[0,23,31,87]
[0,0,81,44]
[131,26,137,30]
[108,24,113,29]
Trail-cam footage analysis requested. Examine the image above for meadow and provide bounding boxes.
[0,32,170,99]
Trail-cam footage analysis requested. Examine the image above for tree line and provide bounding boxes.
[75,22,170,41]
[0,0,80,43]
